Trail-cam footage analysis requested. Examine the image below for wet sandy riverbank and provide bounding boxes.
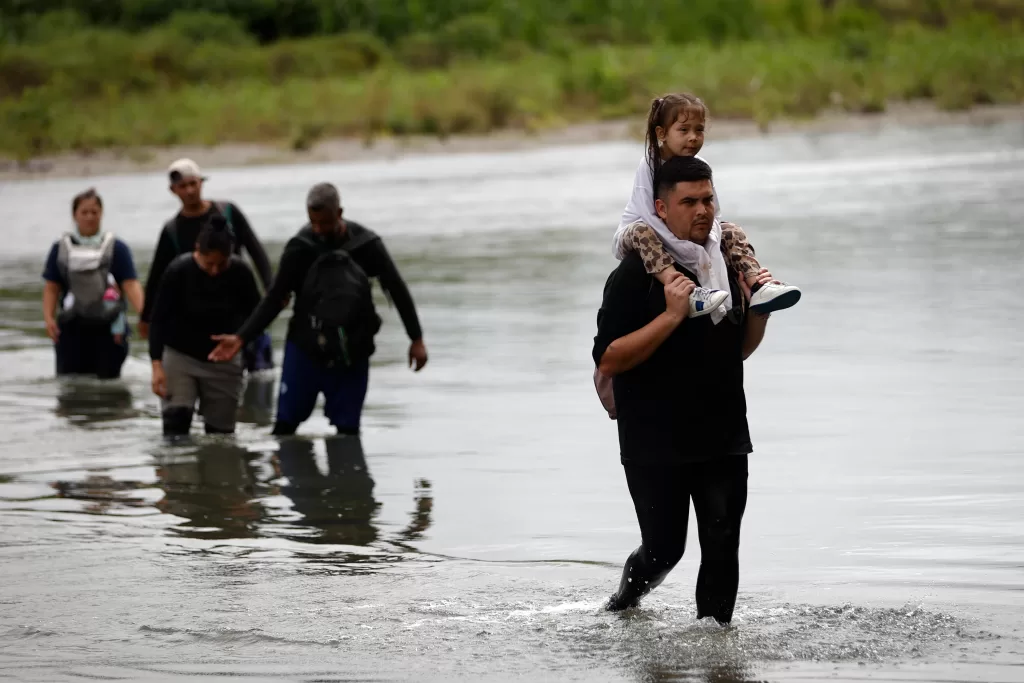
[2,101,1021,182]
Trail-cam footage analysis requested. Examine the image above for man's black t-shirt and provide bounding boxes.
[592,252,752,465]
[235,221,423,347]
[141,201,272,323]
[148,255,262,363]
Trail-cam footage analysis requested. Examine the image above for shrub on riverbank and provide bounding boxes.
[1,4,1022,159]
[3,0,1021,45]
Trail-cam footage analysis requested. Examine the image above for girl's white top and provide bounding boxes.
[613,154,732,323]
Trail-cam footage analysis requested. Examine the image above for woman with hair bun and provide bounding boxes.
[148,214,261,436]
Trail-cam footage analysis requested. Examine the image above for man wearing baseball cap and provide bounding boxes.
[139,159,275,371]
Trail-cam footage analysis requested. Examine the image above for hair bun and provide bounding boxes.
[197,213,236,254]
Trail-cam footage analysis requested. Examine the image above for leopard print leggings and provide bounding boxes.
[619,220,761,280]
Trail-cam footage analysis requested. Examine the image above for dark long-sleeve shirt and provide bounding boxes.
[236,221,423,344]
[141,200,271,322]
[149,254,262,363]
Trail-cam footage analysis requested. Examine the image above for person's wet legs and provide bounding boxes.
[54,318,90,376]
[691,455,748,625]
[608,464,691,611]
[54,319,126,379]
[162,406,194,436]
[94,333,128,380]
[195,358,244,435]
[273,342,321,436]
[322,360,369,436]
[160,348,199,436]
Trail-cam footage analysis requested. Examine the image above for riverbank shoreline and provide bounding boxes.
[2,101,1021,182]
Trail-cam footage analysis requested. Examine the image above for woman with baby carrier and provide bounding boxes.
[41,188,145,380]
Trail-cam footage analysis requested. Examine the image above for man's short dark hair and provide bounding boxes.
[653,156,713,202]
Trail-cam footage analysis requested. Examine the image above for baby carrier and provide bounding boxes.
[56,232,123,323]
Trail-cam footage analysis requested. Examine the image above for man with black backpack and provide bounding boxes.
[139,158,276,372]
[208,182,428,436]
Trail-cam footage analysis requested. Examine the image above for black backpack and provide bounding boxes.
[296,233,382,368]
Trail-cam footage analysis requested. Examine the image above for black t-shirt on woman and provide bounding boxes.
[148,254,262,363]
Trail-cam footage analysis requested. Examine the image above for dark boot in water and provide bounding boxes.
[605,547,670,612]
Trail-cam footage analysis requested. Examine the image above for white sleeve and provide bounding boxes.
[613,159,668,259]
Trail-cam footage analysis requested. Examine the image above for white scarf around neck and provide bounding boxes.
[646,216,732,324]
[615,155,733,324]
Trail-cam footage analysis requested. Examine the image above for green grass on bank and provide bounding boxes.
[2,18,1023,160]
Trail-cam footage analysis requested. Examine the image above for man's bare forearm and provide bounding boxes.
[599,311,684,377]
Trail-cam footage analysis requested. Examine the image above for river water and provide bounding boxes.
[1,121,1023,682]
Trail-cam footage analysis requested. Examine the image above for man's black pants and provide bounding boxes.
[615,455,748,622]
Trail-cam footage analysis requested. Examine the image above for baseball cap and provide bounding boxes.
[168,158,206,184]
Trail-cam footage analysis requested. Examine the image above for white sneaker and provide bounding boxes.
[749,281,801,313]
[689,287,729,318]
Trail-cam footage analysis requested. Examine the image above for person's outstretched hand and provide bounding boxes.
[209,334,243,362]
[408,339,428,372]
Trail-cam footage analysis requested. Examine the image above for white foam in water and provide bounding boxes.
[507,601,605,619]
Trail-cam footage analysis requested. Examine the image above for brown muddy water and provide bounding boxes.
[1,121,1023,682]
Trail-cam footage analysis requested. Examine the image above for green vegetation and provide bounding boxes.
[1,0,1023,160]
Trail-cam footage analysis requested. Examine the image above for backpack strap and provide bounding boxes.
[214,201,234,232]
[98,232,117,271]
[56,234,74,281]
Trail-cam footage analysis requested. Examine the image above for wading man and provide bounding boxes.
[208,182,428,435]
[593,156,774,623]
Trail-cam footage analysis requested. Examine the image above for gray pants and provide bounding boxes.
[162,347,243,435]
